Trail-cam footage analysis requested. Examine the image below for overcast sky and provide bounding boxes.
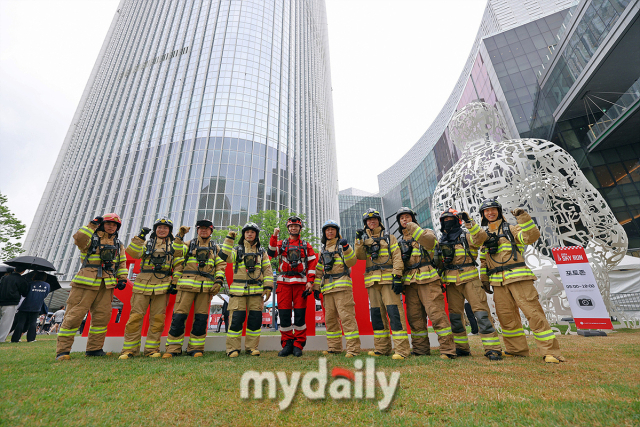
[0,0,486,238]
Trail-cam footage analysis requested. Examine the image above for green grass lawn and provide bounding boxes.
[1,330,639,427]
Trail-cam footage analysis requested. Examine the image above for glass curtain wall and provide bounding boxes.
[25,0,338,279]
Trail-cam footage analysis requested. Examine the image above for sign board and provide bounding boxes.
[551,246,613,329]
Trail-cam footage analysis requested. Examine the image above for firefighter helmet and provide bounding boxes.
[239,222,261,246]
[478,199,504,226]
[153,216,173,233]
[286,216,303,228]
[439,209,461,229]
[195,219,214,229]
[395,207,417,230]
[321,219,341,244]
[102,213,122,231]
[362,208,383,229]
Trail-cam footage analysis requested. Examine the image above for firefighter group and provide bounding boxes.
[54,199,565,364]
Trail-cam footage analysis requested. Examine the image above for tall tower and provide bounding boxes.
[25,0,338,279]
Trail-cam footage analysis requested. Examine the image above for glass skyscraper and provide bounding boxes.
[24,0,338,279]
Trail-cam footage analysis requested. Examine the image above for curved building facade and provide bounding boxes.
[25,0,338,279]
[377,0,576,230]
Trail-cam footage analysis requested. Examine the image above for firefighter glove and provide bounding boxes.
[482,281,493,294]
[138,227,151,239]
[302,289,311,299]
[90,216,104,225]
[458,211,471,223]
[168,283,178,295]
[228,230,237,239]
[355,229,365,240]
[511,208,525,217]
[116,279,127,290]
[211,280,223,295]
[262,288,272,301]
[339,239,349,250]
[314,290,321,300]
[177,226,190,238]
[392,275,403,294]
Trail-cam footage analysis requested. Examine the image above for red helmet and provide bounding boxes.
[439,209,461,228]
[102,213,122,231]
[286,216,303,228]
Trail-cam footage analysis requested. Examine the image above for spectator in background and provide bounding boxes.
[11,272,50,343]
[49,306,66,335]
[0,268,29,343]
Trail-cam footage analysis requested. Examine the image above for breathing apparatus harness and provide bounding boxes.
[436,232,477,277]
[279,237,308,278]
[234,243,266,291]
[82,230,122,278]
[141,237,176,279]
[399,237,434,270]
[183,238,221,282]
[320,242,350,284]
[483,221,526,276]
[364,230,392,273]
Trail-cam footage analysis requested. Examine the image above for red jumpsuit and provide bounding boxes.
[268,235,317,349]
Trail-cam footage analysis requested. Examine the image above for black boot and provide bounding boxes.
[292,346,303,357]
[485,350,503,361]
[456,348,471,357]
[86,349,106,357]
[278,339,294,357]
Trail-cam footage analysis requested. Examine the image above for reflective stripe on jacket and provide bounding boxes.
[313,238,357,294]
[400,222,440,285]
[441,221,487,286]
[480,212,539,286]
[221,237,273,296]
[71,223,127,289]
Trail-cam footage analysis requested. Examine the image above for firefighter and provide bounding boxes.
[438,208,503,361]
[355,208,409,360]
[267,216,317,357]
[162,219,226,358]
[311,220,361,357]
[396,207,456,359]
[55,214,128,360]
[119,217,183,359]
[478,199,565,364]
[219,222,273,357]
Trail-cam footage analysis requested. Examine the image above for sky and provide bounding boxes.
[0,0,487,239]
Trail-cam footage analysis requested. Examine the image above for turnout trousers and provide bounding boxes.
[493,279,561,357]
[56,282,113,355]
[276,283,307,349]
[323,289,361,355]
[121,293,168,356]
[226,295,263,354]
[367,282,410,357]
[404,282,455,356]
[165,291,212,354]
[446,279,502,353]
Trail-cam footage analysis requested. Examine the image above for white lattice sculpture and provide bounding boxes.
[431,101,637,329]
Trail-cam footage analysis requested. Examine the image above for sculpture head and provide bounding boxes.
[448,101,510,150]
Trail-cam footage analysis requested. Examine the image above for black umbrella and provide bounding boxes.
[0,265,15,274]
[5,256,56,272]
[24,271,61,292]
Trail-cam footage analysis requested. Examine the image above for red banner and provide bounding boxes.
[92,257,447,337]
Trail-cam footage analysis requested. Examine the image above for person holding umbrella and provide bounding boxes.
[0,266,29,343]
[11,271,50,342]
[55,214,128,360]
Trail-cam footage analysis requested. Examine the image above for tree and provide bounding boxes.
[0,193,26,262]
[248,209,320,251]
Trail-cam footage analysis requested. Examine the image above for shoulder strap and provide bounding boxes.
[503,221,519,260]
[234,245,243,273]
